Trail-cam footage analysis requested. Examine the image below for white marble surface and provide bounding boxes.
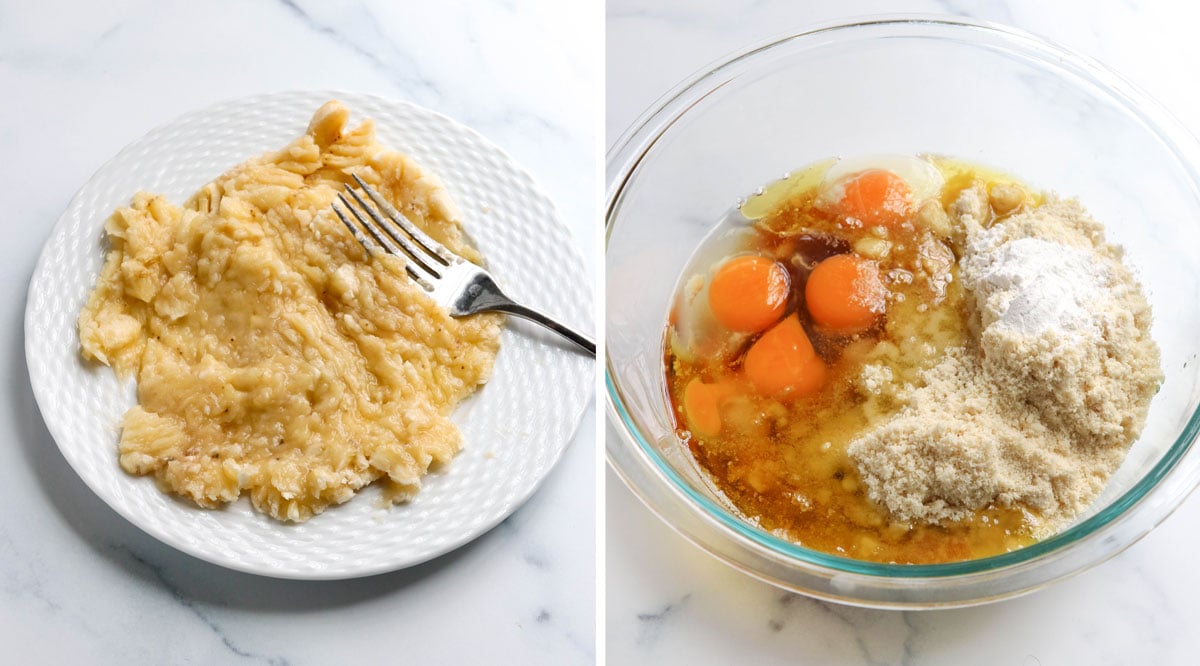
[607,1,1200,664]
[1,1,597,664]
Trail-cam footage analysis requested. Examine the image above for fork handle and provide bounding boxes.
[491,302,596,357]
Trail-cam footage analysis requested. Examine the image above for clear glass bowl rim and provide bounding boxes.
[605,14,1200,585]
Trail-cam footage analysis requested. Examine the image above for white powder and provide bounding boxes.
[964,233,1112,342]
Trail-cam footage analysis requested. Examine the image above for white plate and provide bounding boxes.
[24,91,593,579]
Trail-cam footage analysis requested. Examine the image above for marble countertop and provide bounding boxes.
[606,1,1200,664]
[1,1,596,664]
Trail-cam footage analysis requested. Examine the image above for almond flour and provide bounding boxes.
[848,194,1162,534]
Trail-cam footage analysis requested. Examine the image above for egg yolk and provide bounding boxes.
[682,378,734,436]
[743,315,825,397]
[707,255,789,333]
[805,254,886,333]
[839,169,912,228]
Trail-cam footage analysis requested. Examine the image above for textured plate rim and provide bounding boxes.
[25,90,594,579]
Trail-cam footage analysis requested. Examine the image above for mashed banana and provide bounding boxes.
[78,101,502,522]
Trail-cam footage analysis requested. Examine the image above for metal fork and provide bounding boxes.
[332,174,595,356]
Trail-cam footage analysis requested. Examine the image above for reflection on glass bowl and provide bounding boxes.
[606,15,1200,608]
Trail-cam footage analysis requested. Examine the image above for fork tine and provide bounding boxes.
[351,174,459,266]
[335,196,435,288]
[341,188,444,280]
[332,202,377,252]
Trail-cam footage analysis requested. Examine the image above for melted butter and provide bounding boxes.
[666,156,1041,564]
[739,158,836,222]
[927,154,1046,211]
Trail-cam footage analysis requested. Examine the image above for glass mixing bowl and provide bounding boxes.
[605,15,1200,608]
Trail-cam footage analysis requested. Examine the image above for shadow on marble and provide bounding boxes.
[605,469,1089,664]
[624,549,1044,663]
[10,307,513,612]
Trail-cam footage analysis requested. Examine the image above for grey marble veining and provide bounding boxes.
[610,442,1200,664]
[0,1,596,664]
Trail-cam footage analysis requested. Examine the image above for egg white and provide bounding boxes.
[814,154,944,212]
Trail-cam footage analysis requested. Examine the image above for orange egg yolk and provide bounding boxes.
[839,169,912,228]
[743,315,825,397]
[682,378,734,437]
[707,255,790,333]
[805,254,887,333]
